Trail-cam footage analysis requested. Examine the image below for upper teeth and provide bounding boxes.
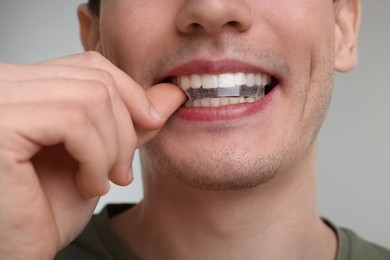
[178,72,271,90]
[176,73,272,107]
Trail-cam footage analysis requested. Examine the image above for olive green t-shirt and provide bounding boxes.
[55,204,390,260]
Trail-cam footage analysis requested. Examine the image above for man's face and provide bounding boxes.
[92,0,356,190]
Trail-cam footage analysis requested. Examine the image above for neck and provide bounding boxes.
[112,146,337,260]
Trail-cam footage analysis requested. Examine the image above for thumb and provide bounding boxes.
[136,83,187,146]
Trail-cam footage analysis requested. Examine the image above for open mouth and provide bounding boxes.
[163,72,278,108]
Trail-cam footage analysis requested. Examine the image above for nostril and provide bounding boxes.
[227,21,239,27]
[189,23,203,32]
[225,20,251,32]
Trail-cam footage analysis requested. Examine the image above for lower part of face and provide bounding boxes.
[100,0,336,191]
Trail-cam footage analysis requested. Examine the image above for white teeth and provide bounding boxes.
[218,73,235,88]
[200,98,210,107]
[190,74,202,88]
[210,98,220,107]
[180,76,191,91]
[229,97,240,105]
[178,72,271,90]
[246,97,257,103]
[184,96,261,108]
[220,97,229,106]
[255,74,263,86]
[178,72,273,108]
[202,74,218,89]
[234,72,246,86]
[192,99,201,107]
[263,74,271,85]
[246,73,255,87]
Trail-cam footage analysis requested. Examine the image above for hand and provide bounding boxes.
[0,52,186,259]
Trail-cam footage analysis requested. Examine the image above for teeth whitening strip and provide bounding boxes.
[185,85,265,100]
[176,73,272,101]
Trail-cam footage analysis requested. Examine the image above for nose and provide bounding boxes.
[176,0,252,35]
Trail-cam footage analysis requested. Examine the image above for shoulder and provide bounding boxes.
[337,227,390,260]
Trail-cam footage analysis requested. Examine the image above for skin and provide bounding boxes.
[0,0,360,259]
[0,51,186,258]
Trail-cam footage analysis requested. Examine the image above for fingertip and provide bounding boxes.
[128,83,186,131]
[75,171,110,199]
[108,166,134,186]
[146,83,187,120]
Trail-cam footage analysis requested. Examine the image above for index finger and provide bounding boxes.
[40,51,168,130]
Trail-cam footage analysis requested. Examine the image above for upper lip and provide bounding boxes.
[157,59,279,84]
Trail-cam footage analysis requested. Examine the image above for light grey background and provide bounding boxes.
[0,0,389,248]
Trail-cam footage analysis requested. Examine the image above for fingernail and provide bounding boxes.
[149,104,163,121]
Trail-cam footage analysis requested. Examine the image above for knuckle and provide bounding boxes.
[90,69,121,101]
[85,81,112,106]
[65,105,91,128]
[83,51,104,62]
[93,69,116,87]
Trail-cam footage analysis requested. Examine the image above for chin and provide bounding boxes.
[171,162,279,191]
[140,137,292,191]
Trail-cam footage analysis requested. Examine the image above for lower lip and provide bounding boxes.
[174,86,278,122]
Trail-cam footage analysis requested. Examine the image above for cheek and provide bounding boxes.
[99,2,176,84]
[265,1,335,58]
[263,2,335,147]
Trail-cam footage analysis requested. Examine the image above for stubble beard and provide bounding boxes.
[140,136,292,191]
[139,79,333,192]
[136,40,335,192]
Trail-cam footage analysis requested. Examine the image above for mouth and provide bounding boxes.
[162,72,278,108]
